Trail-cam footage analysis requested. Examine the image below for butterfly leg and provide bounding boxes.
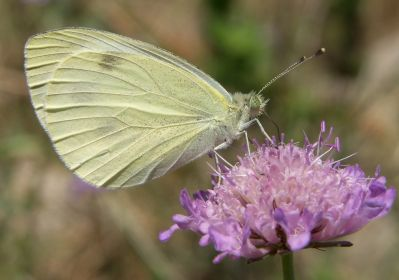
[241,118,272,142]
[211,140,235,186]
[208,152,224,187]
[235,129,258,167]
[242,129,251,156]
[212,149,233,168]
[214,139,232,151]
[229,129,252,156]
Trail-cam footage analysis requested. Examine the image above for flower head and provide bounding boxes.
[160,122,396,263]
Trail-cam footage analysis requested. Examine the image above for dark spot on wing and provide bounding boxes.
[98,54,120,71]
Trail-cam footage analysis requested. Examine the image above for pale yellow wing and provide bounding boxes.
[24,28,232,126]
[24,29,233,188]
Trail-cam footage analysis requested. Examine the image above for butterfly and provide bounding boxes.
[25,28,323,188]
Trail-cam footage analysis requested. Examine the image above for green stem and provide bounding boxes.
[281,253,295,280]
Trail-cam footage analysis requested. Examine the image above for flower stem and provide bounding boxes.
[281,253,295,280]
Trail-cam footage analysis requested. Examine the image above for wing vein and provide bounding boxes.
[61,125,131,156]
[49,91,147,97]
[58,66,148,91]
[26,44,70,50]
[47,116,151,128]
[28,52,73,59]
[49,80,133,91]
[95,32,144,52]
[52,126,114,142]
[46,104,203,118]
[66,30,126,52]
[26,61,59,69]
[41,35,89,49]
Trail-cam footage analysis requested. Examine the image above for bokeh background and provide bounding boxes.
[1,0,398,279]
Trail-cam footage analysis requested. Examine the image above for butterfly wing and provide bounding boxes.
[24,29,232,188]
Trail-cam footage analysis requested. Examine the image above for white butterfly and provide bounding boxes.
[24,28,272,188]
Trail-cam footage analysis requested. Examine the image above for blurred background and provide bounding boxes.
[0,0,398,279]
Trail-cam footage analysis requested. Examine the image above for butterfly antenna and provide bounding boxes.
[257,48,326,96]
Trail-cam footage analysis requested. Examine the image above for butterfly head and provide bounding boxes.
[248,92,267,118]
[232,92,267,117]
[231,92,267,130]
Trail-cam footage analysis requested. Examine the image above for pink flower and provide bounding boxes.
[160,122,396,263]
